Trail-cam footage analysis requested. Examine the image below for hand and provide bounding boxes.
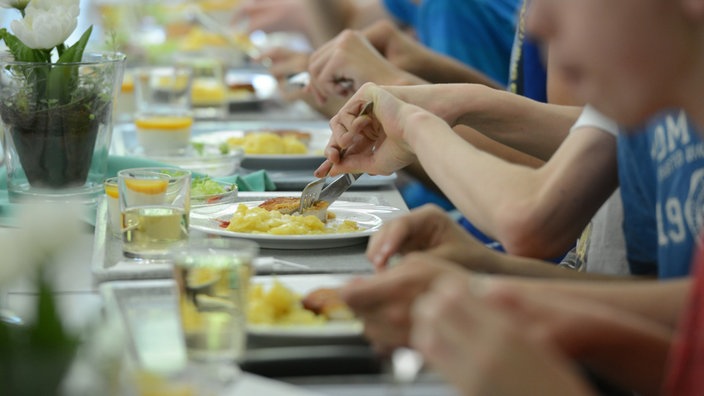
[258,47,311,102]
[314,82,438,177]
[259,47,308,81]
[411,275,597,396]
[235,0,310,34]
[366,204,479,270]
[340,253,470,352]
[306,30,412,104]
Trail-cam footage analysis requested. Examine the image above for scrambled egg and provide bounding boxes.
[227,133,308,155]
[247,280,325,325]
[226,204,360,235]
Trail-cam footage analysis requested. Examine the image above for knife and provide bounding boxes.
[286,71,355,91]
[317,172,363,206]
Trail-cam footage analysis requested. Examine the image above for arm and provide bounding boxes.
[366,205,632,281]
[383,83,580,161]
[496,276,692,330]
[363,20,503,87]
[414,274,675,396]
[321,84,615,257]
[408,124,618,258]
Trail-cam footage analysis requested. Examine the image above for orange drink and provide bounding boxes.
[134,113,194,156]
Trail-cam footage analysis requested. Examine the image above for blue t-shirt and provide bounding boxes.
[383,0,520,86]
[618,110,704,278]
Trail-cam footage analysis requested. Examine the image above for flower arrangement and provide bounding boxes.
[0,0,124,196]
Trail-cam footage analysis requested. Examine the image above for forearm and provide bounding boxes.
[453,84,580,160]
[305,0,349,47]
[404,114,606,257]
[507,278,692,329]
[392,84,579,161]
[343,0,391,30]
[405,49,503,88]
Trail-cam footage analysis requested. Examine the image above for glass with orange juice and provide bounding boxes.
[134,66,194,155]
[118,168,191,260]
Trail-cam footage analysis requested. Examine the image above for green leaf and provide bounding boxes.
[0,28,49,63]
[29,277,70,348]
[56,25,93,64]
[46,26,94,104]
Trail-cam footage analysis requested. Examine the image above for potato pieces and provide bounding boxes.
[225,204,359,235]
[227,132,308,155]
[247,280,325,326]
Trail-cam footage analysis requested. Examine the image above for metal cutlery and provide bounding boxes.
[298,177,326,214]
[286,71,356,91]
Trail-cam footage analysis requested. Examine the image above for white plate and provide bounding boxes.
[192,128,330,170]
[190,200,384,249]
[248,274,363,339]
[101,275,364,346]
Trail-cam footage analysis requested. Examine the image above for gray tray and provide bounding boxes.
[91,191,407,283]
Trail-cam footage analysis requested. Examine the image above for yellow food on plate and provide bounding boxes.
[225,204,359,235]
[247,279,326,326]
[226,132,308,155]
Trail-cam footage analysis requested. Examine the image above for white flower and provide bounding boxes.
[0,203,83,287]
[0,0,30,9]
[10,0,79,50]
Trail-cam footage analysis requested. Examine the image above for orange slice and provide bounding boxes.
[135,116,193,130]
[121,74,134,93]
[125,179,169,195]
[104,183,119,199]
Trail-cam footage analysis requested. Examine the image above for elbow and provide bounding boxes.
[492,202,575,259]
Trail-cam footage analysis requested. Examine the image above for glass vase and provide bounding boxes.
[0,52,126,204]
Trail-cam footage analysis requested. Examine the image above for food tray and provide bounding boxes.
[91,191,407,283]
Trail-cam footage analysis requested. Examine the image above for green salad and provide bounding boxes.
[191,176,234,196]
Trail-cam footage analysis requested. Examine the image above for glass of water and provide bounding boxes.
[118,167,191,260]
[170,238,258,366]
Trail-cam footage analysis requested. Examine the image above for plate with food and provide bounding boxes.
[191,128,330,170]
[190,176,238,209]
[247,274,363,342]
[189,197,386,249]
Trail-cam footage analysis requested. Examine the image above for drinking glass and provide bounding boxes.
[176,56,228,119]
[170,238,258,364]
[118,167,191,260]
[103,177,121,237]
[133,66,194,156]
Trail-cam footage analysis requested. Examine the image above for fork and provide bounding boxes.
[298,101,374,214]
[298,177,326,214]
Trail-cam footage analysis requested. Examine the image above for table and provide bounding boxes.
[0,94,456,395]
